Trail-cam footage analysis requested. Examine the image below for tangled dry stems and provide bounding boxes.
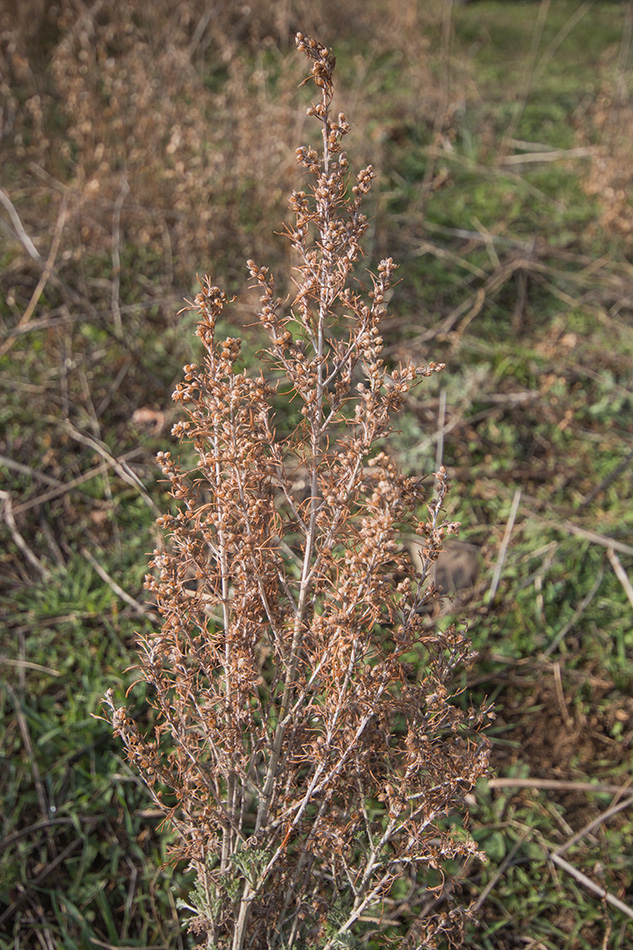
[105,32,490,950]
[580,79,633,248]
[0,0,445,303]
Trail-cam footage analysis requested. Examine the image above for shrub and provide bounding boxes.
[105,33,490,950]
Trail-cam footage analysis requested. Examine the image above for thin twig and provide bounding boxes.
[413,240,487,278]
[606,547,633,610]
[551,521,633,557]
[501,0,550,151]
[435,388,447,471]
[553,795,633,859]
[187,8,214,58]
[578,448,633,512]
[0,294,183,342]
[532,1,593,84]
[86,940,167,950]
[553,661,572,728]
[0,656,61,677]
[0,838,82,928]
[421,0,453,197]
[550,852,633,920]
[488,488,521,601]
[543,563,605,657]
[0,490,51,580]
[63,422,161,516]
[13,461,110,515]
[0,197,69,357]
[0,186,42,262]
[488,777,629,795]
[5,682,50,823]
[472,216,501,270]
[0,817,77,854]
[409,253,530,344]
[81,546,152,617]
[0,454,67,489]
[111,174,129,336]
[473,829,531,912]
[497,146,594,165]
[427,145,564,208]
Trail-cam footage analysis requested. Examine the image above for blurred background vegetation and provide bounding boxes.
[1,1,632,947]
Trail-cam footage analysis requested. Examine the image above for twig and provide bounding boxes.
[532,1,593,85]
[550,852,633,920]
[13,461,110,515]
[606,547,633,610]
[0,294,183,342]
[38,512,66,568]
[0,490,51,580]
[488,777,629,795]
[81,546,152,617]
[111,174,130,336]
[616,0,633,95]
[421,220,540,251]
[187,8,214,58]
[95,358,133,419]
[473,829,531,912]
[427,145,563,208]
[552,521,633,558]
[411,393,538,459]
[85,940,167,950]
[501,0,550,150]
[0,186,42,262]
[508,136,583,152]
[0,838,82,928]
[63,422,161,516]
[528,540,558,618]
[488,488,521,601]
[0,817,76,854]
[421,0,453,197]
[472,216,500,270]
[542,564,604,657]
[420,220,633,280]
[0,197,69,357]
[0,656,61,677]
[409,254,529,344]
[435,388,447,471]
[531,269,582,308]
[553,661,572,728]
[553,795,633,859]
[578,448,633,512]
[5,682,50,823]
[497,146,595,166]
[0,454,67,489]
[413,240,487,278]
[481,655,611,692]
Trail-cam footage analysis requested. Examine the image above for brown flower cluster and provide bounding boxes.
[106,33,490,950]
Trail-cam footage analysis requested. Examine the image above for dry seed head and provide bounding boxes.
[105,31,490,950]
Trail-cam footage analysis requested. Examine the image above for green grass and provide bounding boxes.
[383,4,633,944]
[1,560,193,947]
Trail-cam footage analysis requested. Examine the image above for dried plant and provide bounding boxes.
[105,33,490,950]
[580,79,633,248]
[0,0,446,318]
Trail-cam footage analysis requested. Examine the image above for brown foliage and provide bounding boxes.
[0,0,445,301]
[105,33,490,950]
[580,80,633,247]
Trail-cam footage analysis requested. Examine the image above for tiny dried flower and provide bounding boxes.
[107,33,490,950]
